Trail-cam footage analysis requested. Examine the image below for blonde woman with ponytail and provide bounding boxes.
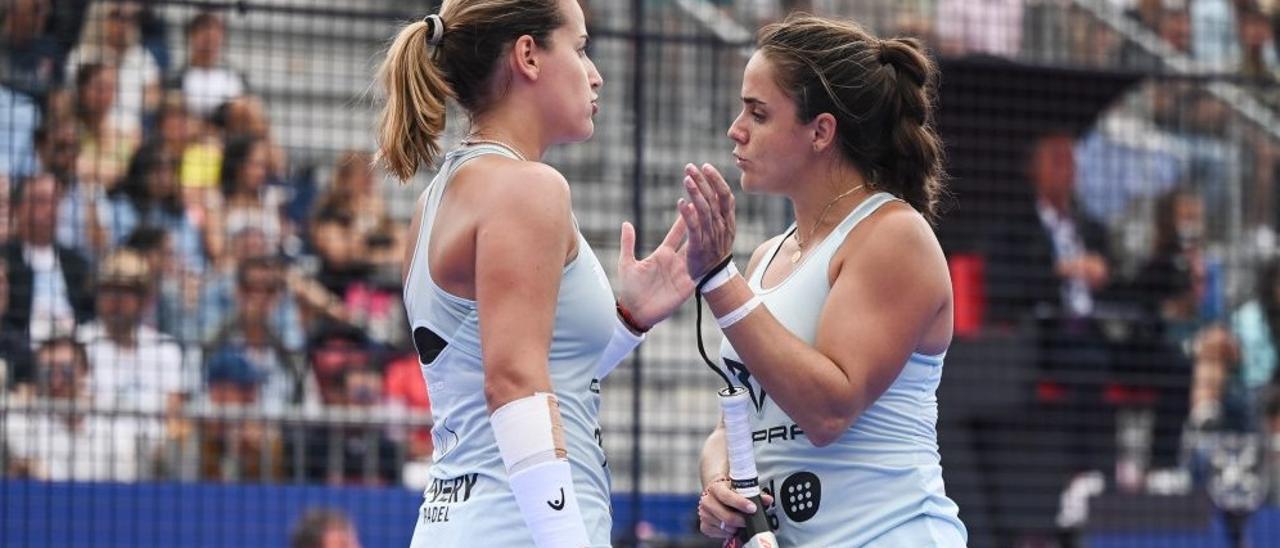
[681,15,969,546]
[379,1,694,546]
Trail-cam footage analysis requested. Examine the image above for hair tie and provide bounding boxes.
[877,40,891,65]
[423,14,445,46]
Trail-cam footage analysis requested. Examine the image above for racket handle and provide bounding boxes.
[719,387,780,547]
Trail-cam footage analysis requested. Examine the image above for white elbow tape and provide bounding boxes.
[508,459,591,548]
[699,261,739,294]
[595,319,644,378]
[491,392,564,473]
[491,393,591,547]
[716,295,761,329]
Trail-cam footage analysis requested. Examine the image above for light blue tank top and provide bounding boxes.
[717,193,968,547]
[404,145,618,548]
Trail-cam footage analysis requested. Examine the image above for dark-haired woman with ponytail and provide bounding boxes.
[378,1,695,546]
[684,15,967,545]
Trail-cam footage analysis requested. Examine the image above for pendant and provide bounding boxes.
[790,249,802,264]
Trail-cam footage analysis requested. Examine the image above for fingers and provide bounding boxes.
[698,488,747,539]
[702,163,735,217]
[618,221,636,266]
[684,169,716,235]
[659,213,687,251]
[678,197,703,263]
[686,164,727,229]
[702,164,736,240]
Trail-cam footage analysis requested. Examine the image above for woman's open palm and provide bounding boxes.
[616,216,695,330]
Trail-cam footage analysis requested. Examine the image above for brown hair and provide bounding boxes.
[376,0,565,181]
[757,15,946,222]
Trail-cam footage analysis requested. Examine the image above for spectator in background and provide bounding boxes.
[73,63,139,193]
[306,322,374,405]
[198,349,284,482]
[310,150,400,274]
[3,336,153,481]
[63,0,160,134]
[197,226,305,348]
[153,92,193,163]
[172,11,245,120]
[78,249,186,417]
[289,508,362,548]
[935,0,1023,58]
[1187,324,1248,432]
[0,84,41,180]
[205,136,289,267]
[1129,0,1192,58]
[985,132,1116,334]
[1237,1,1280,106]
[0,257,36,391]
[124,226,204,345]
[1,0,59,99]
[109,142,206,272]
[37,115,112,261]
[1,173,94,346]
[1229,258,1280,398]
[287,346,400,486]
[1126,189,1211,348]
[222,95,287,180]
[204,255,308,411]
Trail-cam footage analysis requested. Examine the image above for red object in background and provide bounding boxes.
[384,353,432,456]
[949,253,985,337]
[1036,380,1069,403]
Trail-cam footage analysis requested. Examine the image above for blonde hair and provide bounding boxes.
[375,0,564,181]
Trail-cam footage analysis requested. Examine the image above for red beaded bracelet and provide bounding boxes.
[615,301,650,334]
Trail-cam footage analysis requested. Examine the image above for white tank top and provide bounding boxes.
[404,145,618,547]
[717,192,967,546]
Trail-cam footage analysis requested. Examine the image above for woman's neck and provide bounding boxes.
[470,107,547,162]
[788,159,870,246]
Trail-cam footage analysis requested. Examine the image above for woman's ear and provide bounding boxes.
[811,112,838,153]
[510,34,540,82]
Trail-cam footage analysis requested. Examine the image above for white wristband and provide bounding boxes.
[508,459,591,548]
[716,295,761,329]
[595,319,644,379]
[699,261,739,294]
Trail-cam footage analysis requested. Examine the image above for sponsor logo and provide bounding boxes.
[752,423,806,445]
[724,358,767,413]
[425,473,478,504]
[547,487,566,511]
[420,473,479,524]
[779,472,821,523]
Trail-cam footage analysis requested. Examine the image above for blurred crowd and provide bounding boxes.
[0,1,429,487]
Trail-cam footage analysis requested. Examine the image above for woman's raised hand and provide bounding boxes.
[679,163,737,281]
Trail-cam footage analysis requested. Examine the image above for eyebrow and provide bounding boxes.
[743,97,767,107]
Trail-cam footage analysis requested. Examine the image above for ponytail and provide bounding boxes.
[376,20,452,182]
[877,37,945,223]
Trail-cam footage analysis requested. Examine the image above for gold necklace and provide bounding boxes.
[791,184,865,264]
[461,135,529,162]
